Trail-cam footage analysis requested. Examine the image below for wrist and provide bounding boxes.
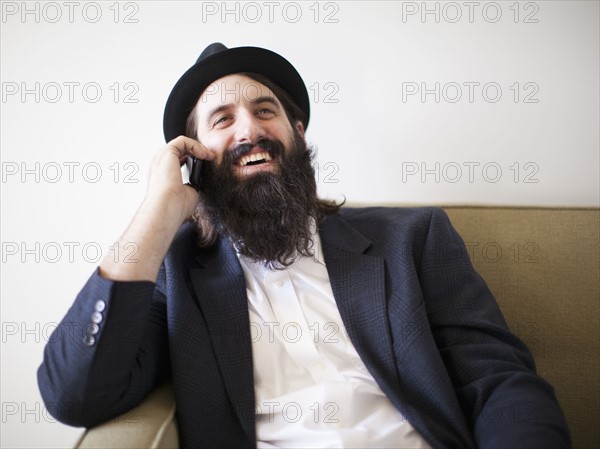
[139,195,186,227]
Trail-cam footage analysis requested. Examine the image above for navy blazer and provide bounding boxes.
[38,207,570,448]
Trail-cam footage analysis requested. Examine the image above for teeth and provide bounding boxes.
[239,152,272,166]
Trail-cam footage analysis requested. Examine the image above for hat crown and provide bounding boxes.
[164,43,310,142]
[196,42,228,63]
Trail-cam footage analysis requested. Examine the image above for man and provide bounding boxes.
[38,43,570,448]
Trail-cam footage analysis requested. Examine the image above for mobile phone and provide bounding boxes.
[186,156,203,190]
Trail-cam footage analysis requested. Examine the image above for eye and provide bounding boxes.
[212,115,231,128]
[257,107,275,117]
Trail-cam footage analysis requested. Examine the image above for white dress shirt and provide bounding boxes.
[237,230,432,448]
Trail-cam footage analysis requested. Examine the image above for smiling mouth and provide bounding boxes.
[237,151,273,167]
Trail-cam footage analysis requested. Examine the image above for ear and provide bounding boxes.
[294,120,305,139]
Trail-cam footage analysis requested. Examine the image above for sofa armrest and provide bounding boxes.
[74,383,179,449]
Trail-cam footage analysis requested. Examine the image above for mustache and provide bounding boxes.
[224,138,284,164]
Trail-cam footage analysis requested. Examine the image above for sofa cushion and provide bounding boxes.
[74,383,178,449]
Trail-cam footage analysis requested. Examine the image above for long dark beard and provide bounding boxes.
[197,131,320,269]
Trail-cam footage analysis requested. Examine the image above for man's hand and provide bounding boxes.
[99,136,216,283]
[144,136,215,223]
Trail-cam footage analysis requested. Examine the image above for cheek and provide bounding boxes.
[199,135,228,165]
[270,124,294,148]
[283,130,298,150]
[213,151,225,166]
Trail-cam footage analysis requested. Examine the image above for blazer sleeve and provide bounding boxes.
[419,208,570,448]
[37,266,170,428]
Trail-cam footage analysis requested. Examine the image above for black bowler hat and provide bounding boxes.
[163,42,310,142]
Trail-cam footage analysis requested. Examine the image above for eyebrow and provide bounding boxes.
[204,95,281,126]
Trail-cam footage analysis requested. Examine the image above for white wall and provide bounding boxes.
[1,1,598,447]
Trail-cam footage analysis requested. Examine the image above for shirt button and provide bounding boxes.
[275,280,284,287]
[94,300,106,312]
[91,312,103,324]
[83,335,96,346]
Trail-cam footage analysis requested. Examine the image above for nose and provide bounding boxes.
[234,109,265,144]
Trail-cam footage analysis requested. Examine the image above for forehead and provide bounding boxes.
[196,74,279,110]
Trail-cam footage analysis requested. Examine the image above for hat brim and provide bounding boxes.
[163,46,310,142]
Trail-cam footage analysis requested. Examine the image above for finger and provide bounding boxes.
[167,135,216,161]
[184,182,200,193]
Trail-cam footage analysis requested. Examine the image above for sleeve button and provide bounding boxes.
[91,311,103,324]
[83,335,96,346]
[94,300,106,312]
[85,323,100,335]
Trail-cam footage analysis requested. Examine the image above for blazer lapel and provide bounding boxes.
[185,214,400,442]
[188,237,256,441]
[319,215,401,400]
